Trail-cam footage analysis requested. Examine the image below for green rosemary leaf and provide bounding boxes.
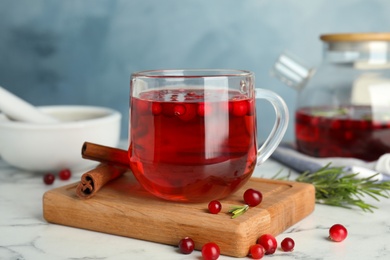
[228,205,249,219]
[281,163,390,212]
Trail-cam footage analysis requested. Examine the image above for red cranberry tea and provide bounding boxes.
[129,88,257,202]
[295,106,390,161]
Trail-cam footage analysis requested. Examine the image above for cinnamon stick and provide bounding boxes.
[76,163,127,199]
[77,142,130,199]
[81,142,130,168]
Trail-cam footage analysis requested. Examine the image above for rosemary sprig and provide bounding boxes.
[292,164,390,212]
[228,205,249,218]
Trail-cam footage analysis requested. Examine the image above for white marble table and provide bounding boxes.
[1,156,390,260]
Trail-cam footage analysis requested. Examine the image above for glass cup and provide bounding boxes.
[129,69,288,202]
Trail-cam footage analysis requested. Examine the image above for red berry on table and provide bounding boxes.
[249,244,265,259]
[281,237,295,252]
[201,242,220,260]
[59,168,72,180]
[243,188,263,207]
[329,224,348,242]
[43,173,55,185]
[208,200,222,214]
[257,234,277,255]
[178,237,195,254]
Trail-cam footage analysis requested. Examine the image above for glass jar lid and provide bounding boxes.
[320,33,390,65]
[320,33,390,42]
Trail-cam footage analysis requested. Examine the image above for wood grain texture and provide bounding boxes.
[43,172,315,257]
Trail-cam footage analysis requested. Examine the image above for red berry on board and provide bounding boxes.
[208,200,222,214]
[178,237,195,254]
[249,244,265,259]
[329,224,348,242]
[59,168,72,180]
[257,234,277,255]
[202,242,220,260]
[243,188,263,207]
[43,173,55,185]
[281,237,295,252]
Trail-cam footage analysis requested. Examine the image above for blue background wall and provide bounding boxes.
[1,0,389,142]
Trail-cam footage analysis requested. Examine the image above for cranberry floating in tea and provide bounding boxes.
[273,33,390,161]
[129,69,288,202]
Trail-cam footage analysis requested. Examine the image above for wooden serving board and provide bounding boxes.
[43,172,315,258]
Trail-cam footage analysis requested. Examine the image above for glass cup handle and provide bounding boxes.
[255,88,289,165]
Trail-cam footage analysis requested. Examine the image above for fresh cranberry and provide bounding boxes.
[174,104,186,116]
[257,234,277,255]
[59,168,72,180]
[43,173,55,185]
[201,242,220,260]
[329,224,348,242]
[243,188,263,207]
[208,200,222,214]
[176,104,197,121]
[151,102,162,115]
[249,244,265,259]
[281,237,295,252]
[232,100,248,116]
[178,237,195,254]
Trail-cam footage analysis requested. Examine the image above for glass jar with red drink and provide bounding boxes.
[273,33,390,161]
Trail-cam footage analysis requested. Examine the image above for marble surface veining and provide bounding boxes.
[1,156,390,260]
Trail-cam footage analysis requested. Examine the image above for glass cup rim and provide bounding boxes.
[131,69,253,78]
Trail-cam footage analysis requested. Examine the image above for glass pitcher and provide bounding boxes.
[273,33,390,161]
